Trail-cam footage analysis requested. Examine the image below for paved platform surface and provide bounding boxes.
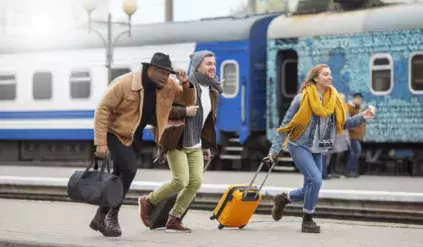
[1,165,423,193]
[0,199,422,247]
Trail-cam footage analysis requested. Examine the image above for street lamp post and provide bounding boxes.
[83,0,137,84]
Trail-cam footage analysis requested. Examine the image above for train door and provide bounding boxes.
[277,50,298,124]
[213,51,246,135]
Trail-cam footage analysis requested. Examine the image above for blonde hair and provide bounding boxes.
[299,64,329,93]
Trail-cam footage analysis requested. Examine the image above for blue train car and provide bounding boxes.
[0,13,279,169]
[266,3,423,176]
[198,14,280,170]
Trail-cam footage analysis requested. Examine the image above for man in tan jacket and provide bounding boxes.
[89,52,196,237]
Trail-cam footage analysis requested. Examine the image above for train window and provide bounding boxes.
[110,68,131,84]
[220,60,239,98]
[70,70,91,99]
[410,53,423,94]
[281,59,298,98]
[33,72,52,100]
[370,53,393,95]
[0,72,16,100]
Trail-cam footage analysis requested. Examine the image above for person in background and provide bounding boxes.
[346,92,366,178]
[322,93,350,179]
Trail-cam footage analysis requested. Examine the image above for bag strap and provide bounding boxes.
[81,156,111,180]
[99,156,111,173]
[203,155,214,172]
[95,156,111,181]
[81,159,96,179]
[86,160,94,172]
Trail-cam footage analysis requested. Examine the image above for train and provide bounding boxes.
[0,2,422,176]
[265,2,423,176]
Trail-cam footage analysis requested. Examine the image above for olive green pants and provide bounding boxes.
[147,148,203,217]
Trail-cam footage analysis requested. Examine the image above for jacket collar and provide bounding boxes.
[131,68,143,91]
[132,66,171,93]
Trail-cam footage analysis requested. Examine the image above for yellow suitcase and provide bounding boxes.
[210,157,276,230]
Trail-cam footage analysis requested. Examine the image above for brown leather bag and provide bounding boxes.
[152,104,187,163]
[159,119,185,151]
[153,119,185,164]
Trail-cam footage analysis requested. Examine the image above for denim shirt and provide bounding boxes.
[269,94,366,155]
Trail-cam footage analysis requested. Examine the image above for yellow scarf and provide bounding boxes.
[277,84,346,148]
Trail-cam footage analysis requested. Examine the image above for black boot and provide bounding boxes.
[104,209,122,237]
[89,209,107,235]
[271,193,290,221]
[301,213,321,233]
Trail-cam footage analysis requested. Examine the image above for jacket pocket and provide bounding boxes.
[120,94,138,111]
[111,113,123,128]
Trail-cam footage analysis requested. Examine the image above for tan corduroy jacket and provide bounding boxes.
[93,68,196,146]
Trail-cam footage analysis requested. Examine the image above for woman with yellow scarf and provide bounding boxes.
[267,64,375,234]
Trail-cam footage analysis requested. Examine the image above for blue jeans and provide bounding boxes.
[287,144,323,214]
[347,140,362,173]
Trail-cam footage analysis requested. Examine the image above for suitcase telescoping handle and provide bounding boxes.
[243,157,276,200]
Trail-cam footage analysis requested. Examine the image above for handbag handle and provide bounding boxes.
[83,159,95,174]
[99,156,111,173]
[96,156,111,181]
[81,156,111,179]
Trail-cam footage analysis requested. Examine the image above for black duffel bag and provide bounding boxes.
[67,157,123,208]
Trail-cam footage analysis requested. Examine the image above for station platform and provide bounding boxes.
[1,199,422,247]
[0,165,423,225]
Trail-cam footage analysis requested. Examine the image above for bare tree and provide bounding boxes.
[230,0,249,15]
[257,0,287,13]
[230,0,286,15]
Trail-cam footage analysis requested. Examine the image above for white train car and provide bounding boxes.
[0,23,196,165]
[0,14,277,168]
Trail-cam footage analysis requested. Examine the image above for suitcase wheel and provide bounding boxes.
[210,214,216,220]
[239,225,246,229]
[218,224,225,230]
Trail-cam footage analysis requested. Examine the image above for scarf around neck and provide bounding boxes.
[189,71,223,94]
[276,84,346,148]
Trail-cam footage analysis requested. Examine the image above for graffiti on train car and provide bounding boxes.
[267,29,423,143]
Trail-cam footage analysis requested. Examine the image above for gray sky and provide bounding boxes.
[1,0,249,34]
[2,0,421,35]
[109,0,249,23]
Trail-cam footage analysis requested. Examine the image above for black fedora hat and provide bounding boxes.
[141,52,176,74]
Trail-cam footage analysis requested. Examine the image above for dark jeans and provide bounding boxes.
[322,152,330,178]
[99,132,139,213]
[322,151,346,177]
[347,140,362,173]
